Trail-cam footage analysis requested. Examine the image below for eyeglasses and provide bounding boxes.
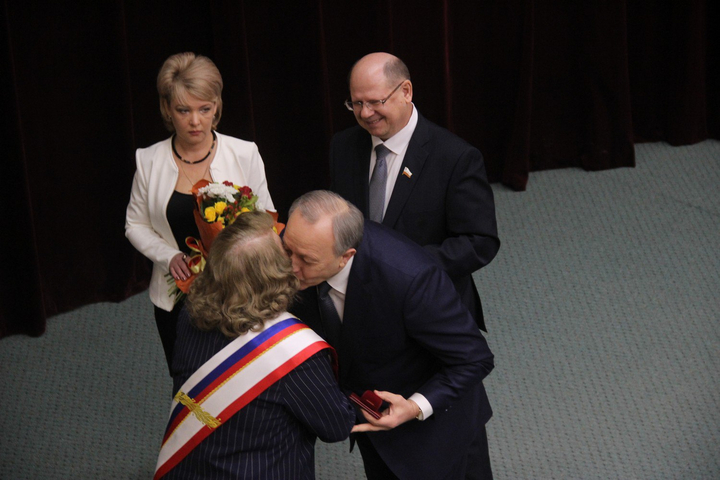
[344,82,405,112]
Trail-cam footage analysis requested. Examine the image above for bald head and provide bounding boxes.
[349,52,411,88]
[347,52,413,140]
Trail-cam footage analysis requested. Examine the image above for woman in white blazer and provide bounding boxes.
[125,52,275,373]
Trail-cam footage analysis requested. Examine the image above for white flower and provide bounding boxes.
[198,183,238,203]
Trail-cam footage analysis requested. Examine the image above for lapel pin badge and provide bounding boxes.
[403,167,413,178]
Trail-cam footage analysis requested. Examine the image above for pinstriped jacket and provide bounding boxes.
[165,309,355,479]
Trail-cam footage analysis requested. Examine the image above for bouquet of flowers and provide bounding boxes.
[169,179,284,301]
[193,180,258,256]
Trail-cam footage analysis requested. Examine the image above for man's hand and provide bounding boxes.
[350,390,421,433]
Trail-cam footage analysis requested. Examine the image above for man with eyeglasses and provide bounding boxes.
[329,52,500,478]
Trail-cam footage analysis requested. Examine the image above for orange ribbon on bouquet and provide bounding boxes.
[174,237,207,294]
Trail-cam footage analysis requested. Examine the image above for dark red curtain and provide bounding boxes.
[2,0,717,338]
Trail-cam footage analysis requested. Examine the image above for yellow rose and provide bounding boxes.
[240,207,251,213]
[214,202,227,215]
[204,206,217,222]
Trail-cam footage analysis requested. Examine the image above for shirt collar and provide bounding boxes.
[371,104,418,154]
[326,255,353,295]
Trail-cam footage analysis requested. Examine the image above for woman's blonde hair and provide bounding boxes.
[157,52,223,132]
[186,211,298,338]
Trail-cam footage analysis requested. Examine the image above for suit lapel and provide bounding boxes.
[382,115,429,228]
[337,235,373,386]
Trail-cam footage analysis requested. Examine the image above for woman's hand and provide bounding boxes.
[169,253,191,281]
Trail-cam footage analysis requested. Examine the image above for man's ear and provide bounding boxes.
[401,80,413,103]
[339,248,356,268]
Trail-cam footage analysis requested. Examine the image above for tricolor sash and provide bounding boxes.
[154,315,333,479]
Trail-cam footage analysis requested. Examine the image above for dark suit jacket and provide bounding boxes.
[291,222,494,479]
[330,112,500,331]
[166,309,355,480]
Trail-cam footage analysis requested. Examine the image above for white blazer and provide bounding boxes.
[125,132,276,311]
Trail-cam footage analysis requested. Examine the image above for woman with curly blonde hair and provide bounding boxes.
[160,211,354,479]
[187,210,296,337]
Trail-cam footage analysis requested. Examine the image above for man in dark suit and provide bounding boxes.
[284,191,494,479]
[330,52,500,333]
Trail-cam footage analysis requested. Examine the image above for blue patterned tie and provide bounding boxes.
[369,144,390,222]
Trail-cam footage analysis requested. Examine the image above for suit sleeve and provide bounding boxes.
[328,133,351,194]
[423,146,500,280]
[279,350,356,442]
[403,265,495,411]
[329,130,369,213]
